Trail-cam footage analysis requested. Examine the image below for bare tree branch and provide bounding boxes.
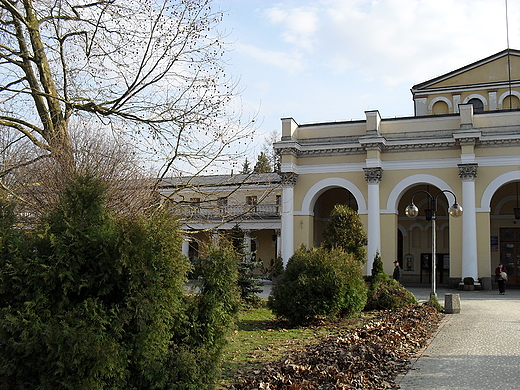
[0,0,255,182]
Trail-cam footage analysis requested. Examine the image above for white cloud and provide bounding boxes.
[235,42,306,73]
[318,0,516,85]
[243,0,520,86]
[264,6,320,51]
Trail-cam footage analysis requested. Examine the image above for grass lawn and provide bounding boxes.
[219,300,370,386]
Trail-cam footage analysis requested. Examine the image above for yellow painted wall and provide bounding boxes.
[476,212,492,278]
[380,213,398,274]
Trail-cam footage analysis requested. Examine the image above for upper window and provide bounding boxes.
[468,98,484,113]
[432,101,449,115]
[503,95,520,110]
[217,197,228,207]
[246,196,257,206]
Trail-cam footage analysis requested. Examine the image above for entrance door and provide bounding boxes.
[499,228,520,285]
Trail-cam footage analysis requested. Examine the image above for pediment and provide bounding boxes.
[412,49,520,92]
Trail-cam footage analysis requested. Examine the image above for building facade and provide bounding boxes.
[274,49,520,288]
[160,173,282,277]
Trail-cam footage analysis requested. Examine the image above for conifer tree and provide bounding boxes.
[253,152,272,173]
[322,204,368,264]
[241,158,251,174]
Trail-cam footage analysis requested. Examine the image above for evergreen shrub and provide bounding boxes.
[168,238,240,388]
[0,173,238,390]
[425,294,444,312]
[365,253,417,311]
[322,204,368,264]
[268,246,367,325]
[228,225,262,307]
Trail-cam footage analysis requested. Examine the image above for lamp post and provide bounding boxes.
[405,190,463,298]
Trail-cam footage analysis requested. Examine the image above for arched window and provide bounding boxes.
[432,101,449,115]
[468,98,484,113]
[502,95,520,110]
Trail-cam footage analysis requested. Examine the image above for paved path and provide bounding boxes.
[397,287,520,390]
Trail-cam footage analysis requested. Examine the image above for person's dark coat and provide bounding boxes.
[393,262,401,281]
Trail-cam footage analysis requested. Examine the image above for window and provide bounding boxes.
[217,197,228,207]
[503,95,520,110]
[190,197,200,203]
[432,101,449,115]
[468,98,484,113]
[246,196,257,206]
[188,240,199,260]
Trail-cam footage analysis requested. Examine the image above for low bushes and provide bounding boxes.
[364,276,418,311]
[268,246,367,325]
[365,252,417,311]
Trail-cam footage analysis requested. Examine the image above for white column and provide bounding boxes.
[459,164,478,279]
[280,173,297,266]
[364,167,382,273]
[182,236,190,257]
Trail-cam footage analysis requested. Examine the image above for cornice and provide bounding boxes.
[299,146,364,156]
[383,140,455,152]
[412,80,520,96]
[478,137,520,147]
[274,132,520,158]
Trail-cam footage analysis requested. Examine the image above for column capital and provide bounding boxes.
[280,172,298,186]
[363,167,383,184]
[458,163,478,181]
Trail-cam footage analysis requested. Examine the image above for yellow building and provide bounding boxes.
[160,173,282,277]
[274,49,520,289]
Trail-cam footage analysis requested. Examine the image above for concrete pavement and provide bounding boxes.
[398,286,520,390]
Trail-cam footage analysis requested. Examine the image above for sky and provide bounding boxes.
[211,0,520,161]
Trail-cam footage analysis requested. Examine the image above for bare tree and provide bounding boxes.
[261,130,280,173]
[1,123,157,221]
[0,0,255,196]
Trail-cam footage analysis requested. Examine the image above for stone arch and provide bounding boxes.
[428,96,453,112]
[299,177,367,216]
[480,170,520,211]
[463,93,488,106]
[498,90,520,107]
[385,174,456,214]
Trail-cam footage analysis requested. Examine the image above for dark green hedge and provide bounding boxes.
[0,174,239,390]
[268,246,367,325]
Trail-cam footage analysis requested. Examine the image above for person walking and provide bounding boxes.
[392,260,401,282]
[495,262,507,295]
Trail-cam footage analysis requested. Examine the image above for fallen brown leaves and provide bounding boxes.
[225,304,443,389]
